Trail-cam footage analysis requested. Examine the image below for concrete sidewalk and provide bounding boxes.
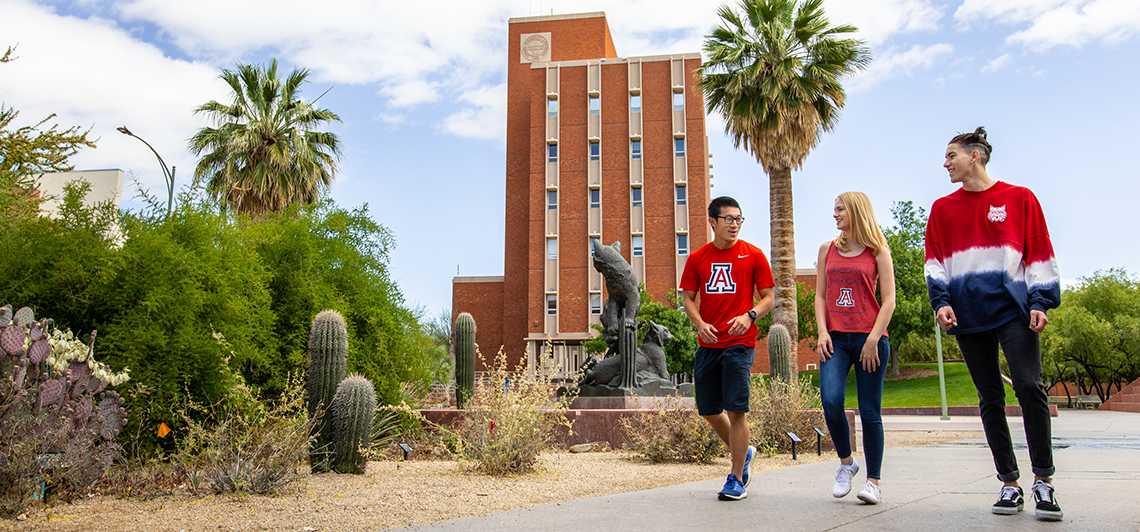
[407,411,1140,532]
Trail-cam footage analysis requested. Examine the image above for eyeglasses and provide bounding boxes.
[715,215,745,225]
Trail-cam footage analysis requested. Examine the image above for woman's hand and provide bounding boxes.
[817,332,834,361]
[860,338,881,373]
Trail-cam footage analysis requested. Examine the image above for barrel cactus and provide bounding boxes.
[768,323,793,383]
[306,310,348,471]
[330,375,376,474]
[454,312,476,409]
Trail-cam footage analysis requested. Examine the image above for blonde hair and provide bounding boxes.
[835,192,889,254]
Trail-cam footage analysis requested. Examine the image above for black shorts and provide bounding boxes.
[693,344,755,416]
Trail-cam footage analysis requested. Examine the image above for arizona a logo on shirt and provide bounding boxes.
[705,263,737,294]
[988,205,1007,223]
[836,288,856,308]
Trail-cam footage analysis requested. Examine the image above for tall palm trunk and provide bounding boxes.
[769,165,799,378]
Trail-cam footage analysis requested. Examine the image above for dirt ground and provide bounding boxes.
[9,431,967,531]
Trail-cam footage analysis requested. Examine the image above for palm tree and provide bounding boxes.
[701,0,869,373]
[190,59,341,216]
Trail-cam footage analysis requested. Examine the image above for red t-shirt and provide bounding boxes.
[680,240,775,349]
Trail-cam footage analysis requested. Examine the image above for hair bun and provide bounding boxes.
[974,126,987,139]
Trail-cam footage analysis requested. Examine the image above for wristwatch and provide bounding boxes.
[747,309,759,321]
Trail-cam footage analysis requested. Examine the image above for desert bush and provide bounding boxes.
[619,398,722,464]
[454,349,571,475]
[0,305,129,517]
[748,376,824,455]
[175,375,314,495]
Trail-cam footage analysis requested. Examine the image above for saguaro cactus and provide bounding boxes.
[306,310,348,471]
[330,375,377,474]
[768,323,793,383]
[454,312,476,408]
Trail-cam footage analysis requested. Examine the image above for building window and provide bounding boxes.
[588,95,600,112]
[589,141,600,161]
[547,237,558,259]
[631,187,643,208]
[630,139,641,160]
[632,235,644,257]
[677,234,689,255]
[547,143,558,162]
[589,189,600,209]
[546,294,558,315]
[673,92,684,110]
[675,184,687,205]
[630,94,641,111]
[674,138,685,157]
[547,190,557,210]
[547,99,558,116]
[590,293,602,315]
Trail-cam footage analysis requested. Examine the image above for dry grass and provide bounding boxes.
[9,451,825,531]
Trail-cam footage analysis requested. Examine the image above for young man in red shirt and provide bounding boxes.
[681,196,775,501]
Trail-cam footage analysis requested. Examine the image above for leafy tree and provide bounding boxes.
[701,0,870,369]
[189,59,341,216]
[1,46,93,217]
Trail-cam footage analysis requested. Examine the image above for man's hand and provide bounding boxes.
[696,321,719,344]
[817,332,834,361]
[1029,309,1049,333]
[860,339,881,373]
[936,306,958,331]
[727,314,753,336]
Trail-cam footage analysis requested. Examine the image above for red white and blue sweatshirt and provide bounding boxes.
[924,181,1060,335]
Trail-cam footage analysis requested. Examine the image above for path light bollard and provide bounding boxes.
[814,427,826,456]
[399,443,413,461]
[787,432,802,461]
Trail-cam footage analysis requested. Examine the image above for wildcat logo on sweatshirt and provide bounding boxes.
[987,204,1007,223]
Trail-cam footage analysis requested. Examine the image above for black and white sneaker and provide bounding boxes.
[1032,480,1063,521]
[992,485,1024,515]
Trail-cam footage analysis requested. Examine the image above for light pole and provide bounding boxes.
[935,313,950,421]
[117,126,175,219]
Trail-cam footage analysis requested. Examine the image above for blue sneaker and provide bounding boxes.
[742,445,756,488]
[718,473,747,501]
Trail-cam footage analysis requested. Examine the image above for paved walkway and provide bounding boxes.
[407,411,1140,531]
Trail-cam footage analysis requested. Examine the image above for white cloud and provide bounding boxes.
[0,1,226,205]
[106,0,944,141]
[982,53,1012,73]
[377,113,407,126]
[956,0,1140,50]
[848,43,954,92]
[442,83,506,141]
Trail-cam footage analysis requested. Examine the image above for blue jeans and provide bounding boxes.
[820,332,889,479]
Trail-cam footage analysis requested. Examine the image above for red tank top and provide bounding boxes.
[824,243,886,335]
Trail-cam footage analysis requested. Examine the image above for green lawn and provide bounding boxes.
[801,362,1015,408]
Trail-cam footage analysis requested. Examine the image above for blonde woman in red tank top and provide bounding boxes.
[813,191,897,505]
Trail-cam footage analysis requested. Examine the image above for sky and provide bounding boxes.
[4,0,1140,318]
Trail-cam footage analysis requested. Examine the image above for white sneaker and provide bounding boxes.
[832,462,860,498]
[857,481,881,505]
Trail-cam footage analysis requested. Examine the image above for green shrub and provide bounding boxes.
[748,376,824,454]
[0,188,441,456]
[455,349,571,475]
[619,399,722,464]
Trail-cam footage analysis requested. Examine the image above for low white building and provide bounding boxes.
[36,168,124,217]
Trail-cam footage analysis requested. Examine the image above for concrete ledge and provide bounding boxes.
[420,408,856,451]
[880,405,1059,417]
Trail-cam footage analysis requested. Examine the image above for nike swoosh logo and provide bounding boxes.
[737,255,749,259]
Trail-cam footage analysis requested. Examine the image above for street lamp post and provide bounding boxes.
[117,126,175,219]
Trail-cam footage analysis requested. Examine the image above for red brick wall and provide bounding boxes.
[451,279,504,370]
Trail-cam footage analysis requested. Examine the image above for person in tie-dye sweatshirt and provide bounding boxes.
[925,127,1063,522]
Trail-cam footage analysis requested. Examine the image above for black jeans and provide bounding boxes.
[956,318,1055,481]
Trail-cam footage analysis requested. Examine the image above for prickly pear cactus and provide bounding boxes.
[768,323,793,383]
[306,310,348,471]
[330,375,376,474]
[453,313,476,409]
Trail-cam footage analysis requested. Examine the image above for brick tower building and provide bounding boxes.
[451,12,713,372]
